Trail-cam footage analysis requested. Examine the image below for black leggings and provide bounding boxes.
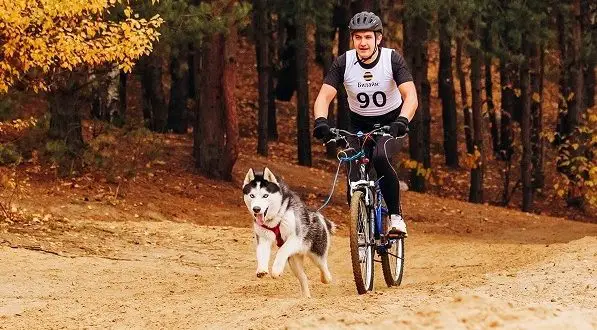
[345,110,403,215]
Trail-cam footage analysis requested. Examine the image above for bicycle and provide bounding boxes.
[326,125,406,294]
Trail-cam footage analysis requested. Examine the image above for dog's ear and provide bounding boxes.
[243,168,255,186]
[263,167,278,184]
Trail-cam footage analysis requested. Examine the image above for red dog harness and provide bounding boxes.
[260,223,284,247]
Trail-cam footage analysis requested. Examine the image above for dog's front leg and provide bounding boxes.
[255,237,272,278]
[271,236,302,278]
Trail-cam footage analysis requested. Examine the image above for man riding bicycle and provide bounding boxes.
[313,11,418,237]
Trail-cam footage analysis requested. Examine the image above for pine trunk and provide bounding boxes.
[295,0,311,166]
[438,11,458,168]
[336,0,351,131]
[404,10,431,192]
[484,25,499,156]
[520,37,533,212]
[48,80,84,176]
[117,71,127,125]
[469,30,484,204]
[267,7,278,141]
[530,44,544,190]
[254,0,269,155]
[168,48,189,134]
[195,24,239,180]
[499,59,515,161]
[140,53,168,132]
[456,37,474,154]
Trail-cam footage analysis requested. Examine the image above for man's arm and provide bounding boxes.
[398,81,418,121]
[314,84,337,119]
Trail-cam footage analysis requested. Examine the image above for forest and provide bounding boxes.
[1,1,597,328]
[1,0,595,220]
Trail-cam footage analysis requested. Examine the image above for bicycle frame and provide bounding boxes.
[335,127,393,250]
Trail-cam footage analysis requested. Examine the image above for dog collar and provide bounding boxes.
[260,223,284,247]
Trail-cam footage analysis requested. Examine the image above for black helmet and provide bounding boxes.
[349,11,383,33]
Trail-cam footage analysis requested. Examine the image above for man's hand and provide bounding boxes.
[313,117,332,142]
[390,116,409,137]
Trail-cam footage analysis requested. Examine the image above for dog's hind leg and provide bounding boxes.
[308,253,332,284]
[288,255,311,298]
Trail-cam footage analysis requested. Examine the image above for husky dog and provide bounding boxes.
[242,167,335,297]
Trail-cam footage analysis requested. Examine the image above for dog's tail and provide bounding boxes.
[324,217,336,235]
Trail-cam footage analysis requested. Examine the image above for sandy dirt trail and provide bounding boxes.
[1,214,596,329]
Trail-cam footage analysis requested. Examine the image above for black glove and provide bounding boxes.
[313,117,332,142]
[390,116,409,137]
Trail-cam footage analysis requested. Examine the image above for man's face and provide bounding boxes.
[352,31,382,59]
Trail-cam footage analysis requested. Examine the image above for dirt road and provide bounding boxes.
[2,212,596,329]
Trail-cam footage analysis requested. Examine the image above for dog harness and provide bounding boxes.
[260,223,284,247]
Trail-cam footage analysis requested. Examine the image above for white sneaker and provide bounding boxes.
[388,214,407,237]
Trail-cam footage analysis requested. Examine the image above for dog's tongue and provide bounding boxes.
[255,213,265,226]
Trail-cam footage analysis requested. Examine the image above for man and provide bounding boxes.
[312,11,418,236]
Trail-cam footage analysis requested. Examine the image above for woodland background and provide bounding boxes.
[1,0,596,221]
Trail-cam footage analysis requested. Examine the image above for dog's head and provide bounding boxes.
[243,167,283,226]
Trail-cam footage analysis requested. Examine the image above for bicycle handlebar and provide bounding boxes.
[326,126,407,145]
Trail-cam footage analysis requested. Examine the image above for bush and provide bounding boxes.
[0,143,22,165]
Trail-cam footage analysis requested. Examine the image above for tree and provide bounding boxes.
[139,52,168,132]
[295,0,311,166]
[0,0,162,93]
[438,5,459,168]
[404,1,432,192]
[193,0,248,180]
[469,16,485,204]
[0,0,162,174]
[455,37,474,154]
[168,47,190,134]
[520,36,533,211]
[254,0,270,156]
[335,0,352,131]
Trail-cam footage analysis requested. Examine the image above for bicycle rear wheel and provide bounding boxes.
[349,190,374,294]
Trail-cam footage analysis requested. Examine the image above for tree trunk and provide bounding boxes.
[275,22,297,101]
[530,44,544,190]
[295,0,311,166]
[254,0,269,155]
[318,11,337,159]
[581,0,595,109]
[336,0,351,131]
[191,43,202,159]
[520,37,533,212]
[195,24,238,180]
[222,25,239,180]
[117,71,127,126]
[484,25,499,156]
[168,48,189,134]
[499,59,515,161]
[469,28,484,204]
[568,0,584,131]
[438,10,458,168]
[48,80,85,176]
[140,53,168,132]
[456,37,474,154]
[267,6,278,141]
[404,8,431,192]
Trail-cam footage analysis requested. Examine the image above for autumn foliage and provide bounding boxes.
[0,0,163,93]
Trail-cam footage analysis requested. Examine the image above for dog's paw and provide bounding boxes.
[321,272,332,284]
[256,270,268,278]
[271,266,284,278]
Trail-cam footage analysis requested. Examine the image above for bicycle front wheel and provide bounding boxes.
[349,190,374,294]
[381,236,405,287]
